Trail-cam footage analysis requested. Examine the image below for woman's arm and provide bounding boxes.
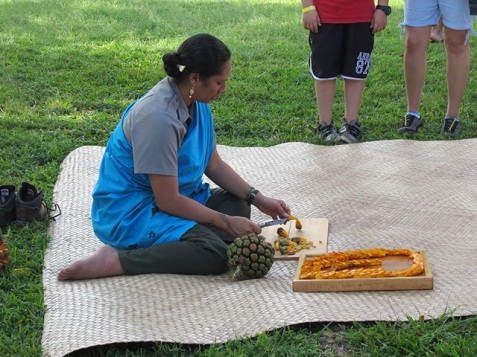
[205,149,290,219]
[149,173,261,237]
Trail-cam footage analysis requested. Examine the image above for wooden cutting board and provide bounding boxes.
[293,251,434,292]
[260,218,329,260]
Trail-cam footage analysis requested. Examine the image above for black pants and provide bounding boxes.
[118,188,250,275]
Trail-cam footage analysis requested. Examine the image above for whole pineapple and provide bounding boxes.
[227,234,275,280]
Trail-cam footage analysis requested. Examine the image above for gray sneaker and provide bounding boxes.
[338,120,362,144]
[317,121,339,142]
[15,182,48,227]
[398,114,422,134]
[0,185,16,231]
[439,117,460,138]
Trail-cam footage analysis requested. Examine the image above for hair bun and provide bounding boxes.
[163,52,182,78]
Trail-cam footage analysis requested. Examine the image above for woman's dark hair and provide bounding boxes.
[163,34,231,84]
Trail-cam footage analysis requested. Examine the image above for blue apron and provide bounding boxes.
[91,101,215,249]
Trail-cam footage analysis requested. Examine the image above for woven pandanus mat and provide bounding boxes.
[42,140,477,356]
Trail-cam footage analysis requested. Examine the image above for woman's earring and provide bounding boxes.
[189,87,195,99]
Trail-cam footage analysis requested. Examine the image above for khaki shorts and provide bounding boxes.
[403,0,473,30]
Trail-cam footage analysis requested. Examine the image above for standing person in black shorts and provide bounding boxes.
[301,1,390,144]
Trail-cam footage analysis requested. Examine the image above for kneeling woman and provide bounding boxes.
[58,34,290,280]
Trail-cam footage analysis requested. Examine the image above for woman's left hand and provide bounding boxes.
[254,193,291,219]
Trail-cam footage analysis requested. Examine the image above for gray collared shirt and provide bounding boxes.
[123,77,194,175]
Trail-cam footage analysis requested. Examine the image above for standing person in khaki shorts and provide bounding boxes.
[301,0,390,144]
[398,0,474,138]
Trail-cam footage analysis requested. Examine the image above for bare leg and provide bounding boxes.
[57,245,125,281]
[315,79,336,124]
[444,27,470,118]
[404,26,431,113]
[343,78,365,121]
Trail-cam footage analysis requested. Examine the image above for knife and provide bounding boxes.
[258,217,289,228]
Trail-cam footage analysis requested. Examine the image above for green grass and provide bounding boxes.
[1,0,476,355]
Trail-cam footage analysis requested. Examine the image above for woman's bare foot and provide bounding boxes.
[57,245,125,281]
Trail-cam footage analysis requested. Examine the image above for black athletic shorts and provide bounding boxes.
[308,23,375,80]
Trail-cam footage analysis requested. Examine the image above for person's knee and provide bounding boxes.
[204,255,230,275]
[445,37,470,56]
[187,234,230,275]
[405,36,427,52]
[193,245,229,275]
[405,27,430,51]
[237,199,251,218]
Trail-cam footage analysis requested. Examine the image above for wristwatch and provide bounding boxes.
[376,5,391,15]
[246,187,259,206]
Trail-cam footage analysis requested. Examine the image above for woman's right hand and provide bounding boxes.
[219,214,261,238]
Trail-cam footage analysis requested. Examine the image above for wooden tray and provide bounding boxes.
[261,218,328,260]
[293,251,433,292]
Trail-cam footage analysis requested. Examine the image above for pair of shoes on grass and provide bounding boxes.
[398,114,460,138]
[0,182,61,232]
[318,120,362,144]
